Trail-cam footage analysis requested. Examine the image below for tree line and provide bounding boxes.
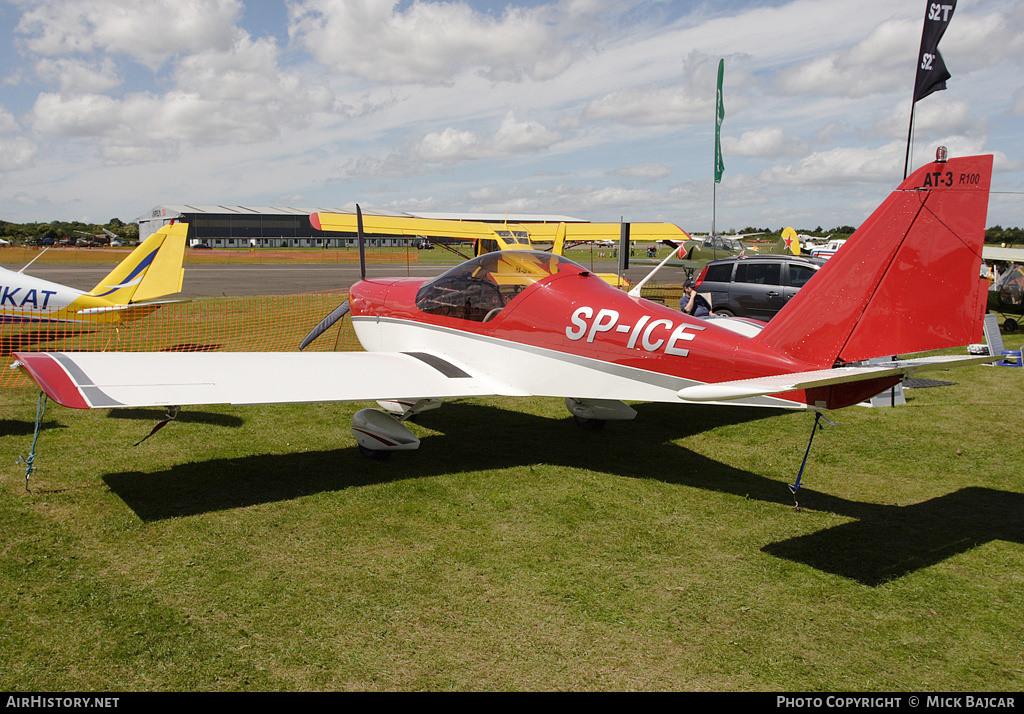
[735,225,1023,245]
[0,218,140,245]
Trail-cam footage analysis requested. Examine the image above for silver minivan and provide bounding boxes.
[694,254,825,320]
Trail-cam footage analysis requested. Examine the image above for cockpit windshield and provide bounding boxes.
[416,250,584,322]
[993,263,1024,304]
[704,236,745,252]
[494,229,531,245]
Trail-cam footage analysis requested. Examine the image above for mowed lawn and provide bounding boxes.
[0,338,1022,691]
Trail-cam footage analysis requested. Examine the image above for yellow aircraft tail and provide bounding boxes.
[87,223,187,304]
[779,227,800,255]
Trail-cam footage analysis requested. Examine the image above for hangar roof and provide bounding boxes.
[137,205,586,224]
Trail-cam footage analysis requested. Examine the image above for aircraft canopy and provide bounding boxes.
[416,250,585,322]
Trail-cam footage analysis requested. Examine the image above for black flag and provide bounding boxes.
[913,1,956,102]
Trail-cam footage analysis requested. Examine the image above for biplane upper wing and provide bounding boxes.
[311,212,504,241]
[311,211,689,244]
[983,246,1024,263]
[523,222,690,242]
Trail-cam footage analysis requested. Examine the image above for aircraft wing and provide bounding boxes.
[311,212,503,241]
[676,355,998,402]
[524,222,690,242]
[12,351,518,410]
[983,246,1024,263]
[13,349,997,413]
[310,212,689,244]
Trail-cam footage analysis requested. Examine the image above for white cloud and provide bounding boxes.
[288,0,577,85]
[773,18,918,97]
[171,35,335,115]
[16,0,245,70]
[30,88,301,161]
[490,112,563,155]
[758,142,906,187]
[1,0,1022,228]
[13,0,342,165]
[0,105,37,171]
[0,137,37,171]
[34,57,122,94]
[583,83,709,126]
[1014,87,1024,116]
[417,127,481,162]
[353,112,563,177]
[455,180,670,217]
[26,32,336,162]
[871,98,980,140]
[772,6,1024,100]
[611,164,671,180]
[723,127,806,159]
[940,5,1024,72]
[0,107,19,134]
[581,53,740,127]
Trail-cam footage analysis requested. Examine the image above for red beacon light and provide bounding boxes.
[936,145,948,163]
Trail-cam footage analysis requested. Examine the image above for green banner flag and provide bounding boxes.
[714,58,725,184]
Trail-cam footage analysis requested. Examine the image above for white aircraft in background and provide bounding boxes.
[0,223,187,324]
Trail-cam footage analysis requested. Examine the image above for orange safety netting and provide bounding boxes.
[0,290,359,388]
[1,282,688,389]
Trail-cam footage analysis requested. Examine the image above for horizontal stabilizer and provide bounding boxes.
[676,354,998,402]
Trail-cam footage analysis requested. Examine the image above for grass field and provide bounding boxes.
[1,337,1022,691]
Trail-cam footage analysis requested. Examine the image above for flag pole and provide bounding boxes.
[906,1,956,179]
[903,105,915,180]
[713,58,725,259]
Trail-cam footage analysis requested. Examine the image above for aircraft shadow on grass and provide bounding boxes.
[100,401,1024,587]
[0,419,66,438]
[105,407,244,428]
[0,328,98,353]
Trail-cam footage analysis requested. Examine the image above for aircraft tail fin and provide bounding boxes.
[757,153,992,368]
[779,227,800,255]
[88,223,187,304]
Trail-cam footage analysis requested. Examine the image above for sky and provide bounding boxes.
[0,0,1022,233]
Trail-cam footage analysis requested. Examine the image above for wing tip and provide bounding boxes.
[12,352,90,409]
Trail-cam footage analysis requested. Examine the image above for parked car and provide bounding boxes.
[693,254,825,321]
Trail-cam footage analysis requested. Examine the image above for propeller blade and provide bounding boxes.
[299,300,350,351]
[300,203,365,350]
[357,204,366,281]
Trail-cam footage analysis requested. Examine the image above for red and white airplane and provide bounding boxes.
[13,153,997,457]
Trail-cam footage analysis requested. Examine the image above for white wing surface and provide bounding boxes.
[14,351,997,412]
[12,351,508,409]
